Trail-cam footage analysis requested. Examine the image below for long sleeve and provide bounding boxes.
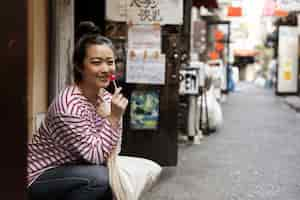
[46,86,122,164]
[48,112,121,164]
[27,85,123,187]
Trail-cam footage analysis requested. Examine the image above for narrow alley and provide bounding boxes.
[142,83,300,200]
[5,1,300,199]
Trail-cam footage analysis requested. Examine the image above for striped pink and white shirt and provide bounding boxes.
[27,85,121,187]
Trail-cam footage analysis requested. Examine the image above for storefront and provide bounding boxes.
[74,0,191,166]
[274,13,299,95]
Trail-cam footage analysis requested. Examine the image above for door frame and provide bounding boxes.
[0,0,28,198]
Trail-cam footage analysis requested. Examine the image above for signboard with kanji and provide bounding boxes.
[106,0,183,25]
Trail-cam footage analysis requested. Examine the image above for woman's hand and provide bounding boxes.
[107,86,128,128]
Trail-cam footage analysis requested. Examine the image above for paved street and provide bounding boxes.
[142,83,300,200]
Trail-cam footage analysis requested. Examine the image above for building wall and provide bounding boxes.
[0,1,28,196]
[28,0,48,141]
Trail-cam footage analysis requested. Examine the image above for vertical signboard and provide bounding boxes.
[277,26,299,94]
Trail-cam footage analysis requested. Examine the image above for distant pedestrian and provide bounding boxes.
[228,65,235,92]
[266,59,276,88]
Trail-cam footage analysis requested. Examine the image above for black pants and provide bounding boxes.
[28,165,113,200]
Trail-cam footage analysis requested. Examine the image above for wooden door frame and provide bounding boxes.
[0,1,28,198]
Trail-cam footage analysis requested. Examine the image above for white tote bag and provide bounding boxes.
[197,86,223,130]
[107,150,135,200]
[98,94,162,200]
[107,150,162,200]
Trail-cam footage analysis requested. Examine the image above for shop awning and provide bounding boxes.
[193,0,218,9]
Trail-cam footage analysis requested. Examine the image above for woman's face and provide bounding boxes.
[81,44,115,90]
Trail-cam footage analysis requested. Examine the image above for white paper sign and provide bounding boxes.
[127,0,162,24]
[106,0,183,25]
[277,26,299,93]
[126,50,165,84]
[179,69,199,95]
[128,25,161,51]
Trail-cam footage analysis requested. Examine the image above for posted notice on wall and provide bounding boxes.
[126,50,165,85]
[277,26,299,93]
[106,0,183,25]
[128,24,161,50]
[127,0,162,24]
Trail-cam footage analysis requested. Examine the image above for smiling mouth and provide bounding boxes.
[97,77,109,82]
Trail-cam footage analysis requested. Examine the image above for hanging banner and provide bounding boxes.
[128,24,161,51]
[126,50,166,84]
[106,0,183,25]
[277,26,299,93]
[277,0,300,11]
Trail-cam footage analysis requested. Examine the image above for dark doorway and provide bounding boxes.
[0,1,28,199]
[75,0,106,35]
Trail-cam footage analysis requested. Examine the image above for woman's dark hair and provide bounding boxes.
[73,21,114,83]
